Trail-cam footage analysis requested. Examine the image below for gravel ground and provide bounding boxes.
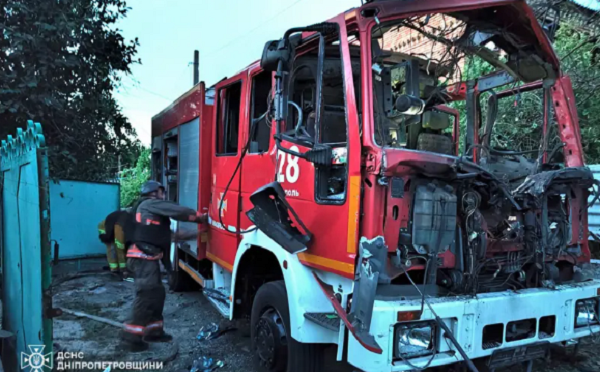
[52,259,600,372]
[53,269,255,372]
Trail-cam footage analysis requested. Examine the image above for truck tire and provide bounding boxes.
[251,280,324,372]
[168,266,193,292]
[168,244,194,292]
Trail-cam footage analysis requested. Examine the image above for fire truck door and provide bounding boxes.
[267,21,361,279]
[209,76,247,271]
[238,69,276,232]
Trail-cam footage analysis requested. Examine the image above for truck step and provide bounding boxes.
[304,312,340,331]
[203,287,231,318]
[178,260,214,289]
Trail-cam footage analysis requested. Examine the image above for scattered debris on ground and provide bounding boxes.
[196,323,220,342]
[52,260,253,372]
[189,356,224,372]
[195,323,235,342]
[52,259,600,372]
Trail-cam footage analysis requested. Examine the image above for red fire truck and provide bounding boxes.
[150,0,600,371]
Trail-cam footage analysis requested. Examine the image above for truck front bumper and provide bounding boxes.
[346,280,600,372]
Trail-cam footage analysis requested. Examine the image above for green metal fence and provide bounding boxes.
[0,121,52,370]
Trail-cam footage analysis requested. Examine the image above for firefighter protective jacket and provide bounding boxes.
[128,197,203,260]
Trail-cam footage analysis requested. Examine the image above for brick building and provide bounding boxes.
[376,0,598,83]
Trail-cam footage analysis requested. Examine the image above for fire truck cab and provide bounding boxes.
[151,0,600,371]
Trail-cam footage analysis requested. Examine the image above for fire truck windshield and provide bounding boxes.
[368,5,560,158]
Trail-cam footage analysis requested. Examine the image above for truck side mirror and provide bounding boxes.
[269,23,339,166]
[260,34,301,128]
[260,40,284,72]
[260,34,302,72]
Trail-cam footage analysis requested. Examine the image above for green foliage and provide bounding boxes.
[455,21,600,163]
[120,147,150,207]
[484,88,546,158]
[553,24,600,163]
[0,0,141,180]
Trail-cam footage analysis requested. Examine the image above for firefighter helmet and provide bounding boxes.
[141,180,165,195]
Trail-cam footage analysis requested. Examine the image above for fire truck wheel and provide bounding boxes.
[168,248,194,292]
[168,267,193,292]
[251,280,324,372]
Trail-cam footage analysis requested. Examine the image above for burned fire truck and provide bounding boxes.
[150,0,600,371]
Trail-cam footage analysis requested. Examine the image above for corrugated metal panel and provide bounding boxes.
[178,118,200,254]
[1,121,52,363]
[588,165,600,237]
[152,136,162,181]
[50,180,119,259]
[152,136,162,152]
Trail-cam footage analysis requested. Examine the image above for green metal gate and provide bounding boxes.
[0,121,52,367]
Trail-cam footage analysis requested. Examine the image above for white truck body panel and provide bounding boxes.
[347,280,600,372]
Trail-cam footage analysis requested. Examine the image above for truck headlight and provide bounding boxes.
[575,298,599,328]
[394,322,436,359]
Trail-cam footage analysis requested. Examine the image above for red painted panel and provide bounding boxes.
[551,76,584,168]
[227,17,361,278]
[239,65,277,232]
[196,83,213,260]
[273,139,355,273]
[152,85,205,135]
[208,73,249,270]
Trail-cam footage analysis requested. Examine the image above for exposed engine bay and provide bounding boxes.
[364,5,600,296]
[388,166,597,296]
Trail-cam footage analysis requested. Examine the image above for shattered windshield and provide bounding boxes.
[370,6,558,157]
[370,13,475,152]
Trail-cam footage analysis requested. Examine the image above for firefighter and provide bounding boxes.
[121,180,207,351]
[98,210,129,278]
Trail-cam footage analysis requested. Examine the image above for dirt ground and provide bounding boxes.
[52,259,600,372]
[53,259,255,372]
